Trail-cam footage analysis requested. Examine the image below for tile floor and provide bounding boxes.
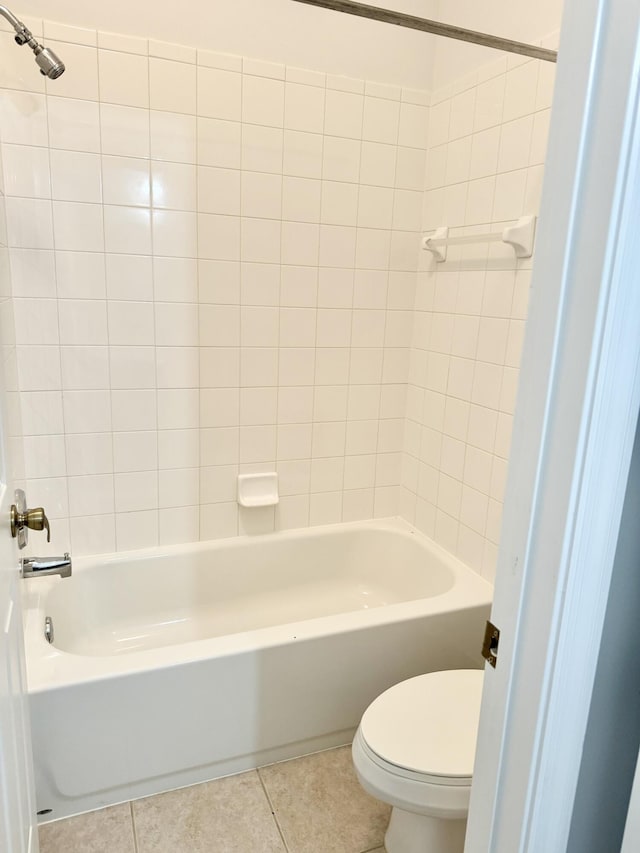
[38,746,390,853]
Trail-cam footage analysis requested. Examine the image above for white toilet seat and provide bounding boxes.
[352,669,484,820]
[357,727,470,787]
[353,726,472,819]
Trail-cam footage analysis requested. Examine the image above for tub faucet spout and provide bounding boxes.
[21,553,72,579]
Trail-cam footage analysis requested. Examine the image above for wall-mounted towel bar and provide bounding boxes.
[422,215,537,262]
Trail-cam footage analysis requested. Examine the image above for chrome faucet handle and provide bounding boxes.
[21,553,71,579]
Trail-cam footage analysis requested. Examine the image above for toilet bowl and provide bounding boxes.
[352,669,484,853]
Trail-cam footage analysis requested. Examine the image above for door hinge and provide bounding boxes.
[482,620,500,668]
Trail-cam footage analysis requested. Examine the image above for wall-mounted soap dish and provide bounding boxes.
[237,473,279,508]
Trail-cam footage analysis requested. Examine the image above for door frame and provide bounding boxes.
[466,0,640,850]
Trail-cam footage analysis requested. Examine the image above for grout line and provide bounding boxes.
[129,801,140,853]
[194,60,202,545]
[273,78,288,532]
[147,39,161,551]
[337,86,366,523]
[306,75,328,528]
[371,89,402,519]
[235,65,244,540]
[94,43,118,555]
[43,42,71,557]
[257,769,291,853]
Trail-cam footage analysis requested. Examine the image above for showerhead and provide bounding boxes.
[33,44,65,79]
[0,4,65,79]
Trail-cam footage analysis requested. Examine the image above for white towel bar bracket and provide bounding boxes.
[422,215,537,262]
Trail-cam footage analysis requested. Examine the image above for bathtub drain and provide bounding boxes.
[44,616,54,644]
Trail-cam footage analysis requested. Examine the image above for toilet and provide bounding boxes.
[352,669,484,853]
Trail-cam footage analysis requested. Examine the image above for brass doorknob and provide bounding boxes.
[10,489,50,550]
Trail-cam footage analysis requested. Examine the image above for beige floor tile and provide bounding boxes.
[132,770,287,853]
[259,746,391,853]
[38,803,136,853]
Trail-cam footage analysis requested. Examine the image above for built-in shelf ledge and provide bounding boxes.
[421,215,537,262]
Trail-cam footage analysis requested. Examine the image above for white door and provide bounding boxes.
[0,393,38,846]
[466,0,640,849]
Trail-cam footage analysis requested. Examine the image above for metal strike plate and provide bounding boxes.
[482,620,500,668]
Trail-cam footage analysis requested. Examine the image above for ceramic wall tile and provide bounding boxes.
[4,14,550,565]
[407,49,552,580]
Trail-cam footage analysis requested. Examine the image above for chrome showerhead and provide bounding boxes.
[0,4,65,79]
[33,45,65,79]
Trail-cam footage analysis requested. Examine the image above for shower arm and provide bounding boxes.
[0,4,34,44]
[0,4,24,32]
[291,0,558,63]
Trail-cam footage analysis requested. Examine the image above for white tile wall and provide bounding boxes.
[0,19,428,556]
[401,52,555,583]
[0,138,24,490]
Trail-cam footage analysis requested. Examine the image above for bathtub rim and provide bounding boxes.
[22,517,493,694]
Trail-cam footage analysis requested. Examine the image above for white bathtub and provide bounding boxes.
[23,518,492,822]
